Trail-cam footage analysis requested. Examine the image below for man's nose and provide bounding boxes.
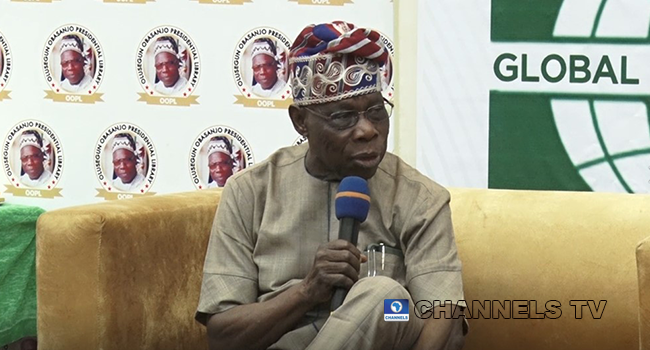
[351,115,378,141]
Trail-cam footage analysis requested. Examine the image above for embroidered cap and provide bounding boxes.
[288,21,389,106]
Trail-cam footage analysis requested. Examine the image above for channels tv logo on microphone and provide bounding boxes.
[384,299,409,322]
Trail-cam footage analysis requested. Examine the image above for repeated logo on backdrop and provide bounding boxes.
[1,0,394,206]
[94,123,158,200]
[233,27,293,109]
[2,120,64,199]
[136,26,201,106]
[189,125,254,189]
[42,24,105,104]
[0,31,12,102]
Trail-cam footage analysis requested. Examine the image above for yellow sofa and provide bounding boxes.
[36,188,650,350]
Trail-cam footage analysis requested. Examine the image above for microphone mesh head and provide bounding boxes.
[335,176,370,222]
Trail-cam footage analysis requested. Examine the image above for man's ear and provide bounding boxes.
[289,104,308,138]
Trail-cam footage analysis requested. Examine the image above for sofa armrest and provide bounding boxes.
[36,190,221,350]
[637,235,650,350]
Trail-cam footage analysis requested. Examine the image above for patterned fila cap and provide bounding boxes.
[288,21,389,106]
[154,39,178,57]
[112,135,136,154]
[20,132,43,150]
[60,36,84,55]
[207,137,232,157]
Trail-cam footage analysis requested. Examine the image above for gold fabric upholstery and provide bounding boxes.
[36,188,650,349]
[638,235,650,349]
[37,190,221,350]
[452,188,650,350]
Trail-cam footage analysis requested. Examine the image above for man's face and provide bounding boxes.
[155,52,180,88]
[60,50,85,85]
[208,152,234,187]
[20,145,45,180]
[252,55,278,90]
[300,92,389,180]
[112,148,138,184]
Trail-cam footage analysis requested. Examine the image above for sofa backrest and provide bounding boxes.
[36,188,650,349]
[37,190,221,350]
[450,188,650,350]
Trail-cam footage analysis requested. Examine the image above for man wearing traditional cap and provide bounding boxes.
[251,38,285,97]
[197,21,466,350]
[153,37,187,95]
[19,130,51,188]
[111,133,145,192]
[59,35,92,93]
[206,136,235,188]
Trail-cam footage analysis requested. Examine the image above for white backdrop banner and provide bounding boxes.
[0,0,394,209]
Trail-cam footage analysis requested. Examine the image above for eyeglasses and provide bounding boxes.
[303,98,394,130]
[155,60,179,70]
[61,58,84,68]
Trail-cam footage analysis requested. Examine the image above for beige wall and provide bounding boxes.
[393,0,419,164]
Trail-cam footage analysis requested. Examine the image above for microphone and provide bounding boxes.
[331,176,371,312]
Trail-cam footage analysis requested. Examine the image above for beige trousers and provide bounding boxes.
[270,276,424,350]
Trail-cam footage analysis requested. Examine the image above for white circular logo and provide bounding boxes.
[136,26,200,98]
[42,24,104,95]
[233,27,292,100]
[2,120,64,190]
[94,123,157,194]
[390,301,403,313]
[189,125,255,190]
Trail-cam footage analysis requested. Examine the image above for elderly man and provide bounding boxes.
[111,133,144,192]
[196,21,466,350]
[153,37,187,95]
[251,38,285,97]
[206,136,235,188]
[59,35,92,93]
[19,131,51,187]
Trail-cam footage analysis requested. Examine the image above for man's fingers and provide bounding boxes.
[325,240,362,259]
[318,249,361,272]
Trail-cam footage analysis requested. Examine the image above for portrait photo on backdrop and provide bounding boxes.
[248,38,287,98]
[56,34,95,93]
[196,21,466,350]
[17,130,54,188]
[109,133,147,192]
[204,135,247,188]
[150,36,190,95]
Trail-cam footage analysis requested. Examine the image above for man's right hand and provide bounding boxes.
[299,239,368,305]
